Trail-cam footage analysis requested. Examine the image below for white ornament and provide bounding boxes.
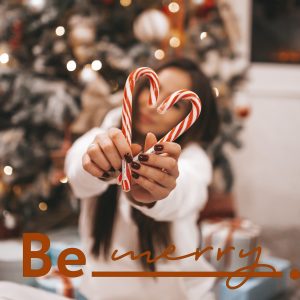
[3,211,17,230]
[80,65,98,83]
[133,9,170,43]
[26,0,46,12]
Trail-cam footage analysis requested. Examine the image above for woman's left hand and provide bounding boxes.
[128,133,181,205]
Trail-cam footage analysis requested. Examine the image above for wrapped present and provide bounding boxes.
[25,242,84,297]
[33,266,82,298]
[0,281,74,300]
[47,242,83,266]
[0,240,43,284]
[215,256,291,300]
[201,218,261,272]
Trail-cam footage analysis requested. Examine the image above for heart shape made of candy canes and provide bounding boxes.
[118,67,202,192]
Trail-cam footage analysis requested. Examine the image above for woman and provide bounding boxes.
[65,58,220,300]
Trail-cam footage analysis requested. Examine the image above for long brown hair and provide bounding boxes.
[91,57,220,272]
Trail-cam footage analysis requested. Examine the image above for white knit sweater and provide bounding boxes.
[64,107,216,300]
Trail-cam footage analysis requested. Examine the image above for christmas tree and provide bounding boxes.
[0,0,248,238]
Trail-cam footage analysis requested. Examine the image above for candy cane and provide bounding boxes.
[119,67,159,192]
[118,70,202,192]
[135,89,202,157]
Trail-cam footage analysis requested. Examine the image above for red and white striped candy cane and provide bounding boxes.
[157,89,201,143]
[132,89,202,159]
[118,67,159,192]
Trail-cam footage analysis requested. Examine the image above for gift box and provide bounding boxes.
[47,242,83,266]
[201,218,261,272]
[33,266,82,298]
[215,256,291,300]
[26,242,84,298]
[0,239,43,284]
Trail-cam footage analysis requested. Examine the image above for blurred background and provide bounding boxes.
[0,0,299,299]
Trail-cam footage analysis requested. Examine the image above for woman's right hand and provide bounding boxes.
[82,128,139,180]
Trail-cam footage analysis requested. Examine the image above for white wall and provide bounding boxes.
[230,90,300,227]
[227,0,300,227]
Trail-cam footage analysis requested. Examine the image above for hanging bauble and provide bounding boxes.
[194,0,216,18]
[9,19,23,50]
[234,92,251,118]
[133,9,170,43]
[69,25,96,47]
[25,0,46,13]
[3,210,17,230]
[68,16,96,47]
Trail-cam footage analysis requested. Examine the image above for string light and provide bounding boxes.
[200,32,208,40]
[120,0,131,7]
[66,60,76,71]
[154,49,165,60]
[0,53,9,64]
[39,202,48,211]
[55,26,65,36]
[91,59,102,71]
[169,36,181,48]
[168,2,180,13]
[213,87,220,97]
[3,166,13,176]
[60,176,68,184]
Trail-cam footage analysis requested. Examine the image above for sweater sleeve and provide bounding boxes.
[64,107,123,198]
[64,127,118,199]
[127,143,212,221]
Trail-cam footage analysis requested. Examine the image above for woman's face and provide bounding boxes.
[135,67,192,137]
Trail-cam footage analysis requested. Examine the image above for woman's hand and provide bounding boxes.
[128,133,181,205]
[82,127,181,205]
[82,128,134,179]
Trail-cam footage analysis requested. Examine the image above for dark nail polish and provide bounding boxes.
[131,162,141,170]
[98,172,110,180]
[119,168,122,172]
[154,144,164,152]
[124,153,133,163]
[132,171,139,179]
[138,154,149,162]
[109,167,115,172]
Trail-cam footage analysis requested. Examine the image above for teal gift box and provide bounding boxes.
[26,242,84,297]
[47,242,83,266]
[216,256,291,300]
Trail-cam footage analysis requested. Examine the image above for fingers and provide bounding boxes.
[92,128,133,171]
[108,128,132,160]
[131,161,176,189]
[82,153,105,177]
[152,142,181,160]
[95,133,122,171]
[131,143,142,157]
[137,153,179,177]
[144,132,157,152]
[131,172,170,200]
[86,143,111,172]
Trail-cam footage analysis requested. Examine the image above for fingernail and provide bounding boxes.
[119,168,122,172]
[98,172,110,180]
[124,153,133,163]
[109,167,115,172]
[131,162,141,170]
[138,154,149,162]
[132,171,139,179]
[154,144,164,152]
